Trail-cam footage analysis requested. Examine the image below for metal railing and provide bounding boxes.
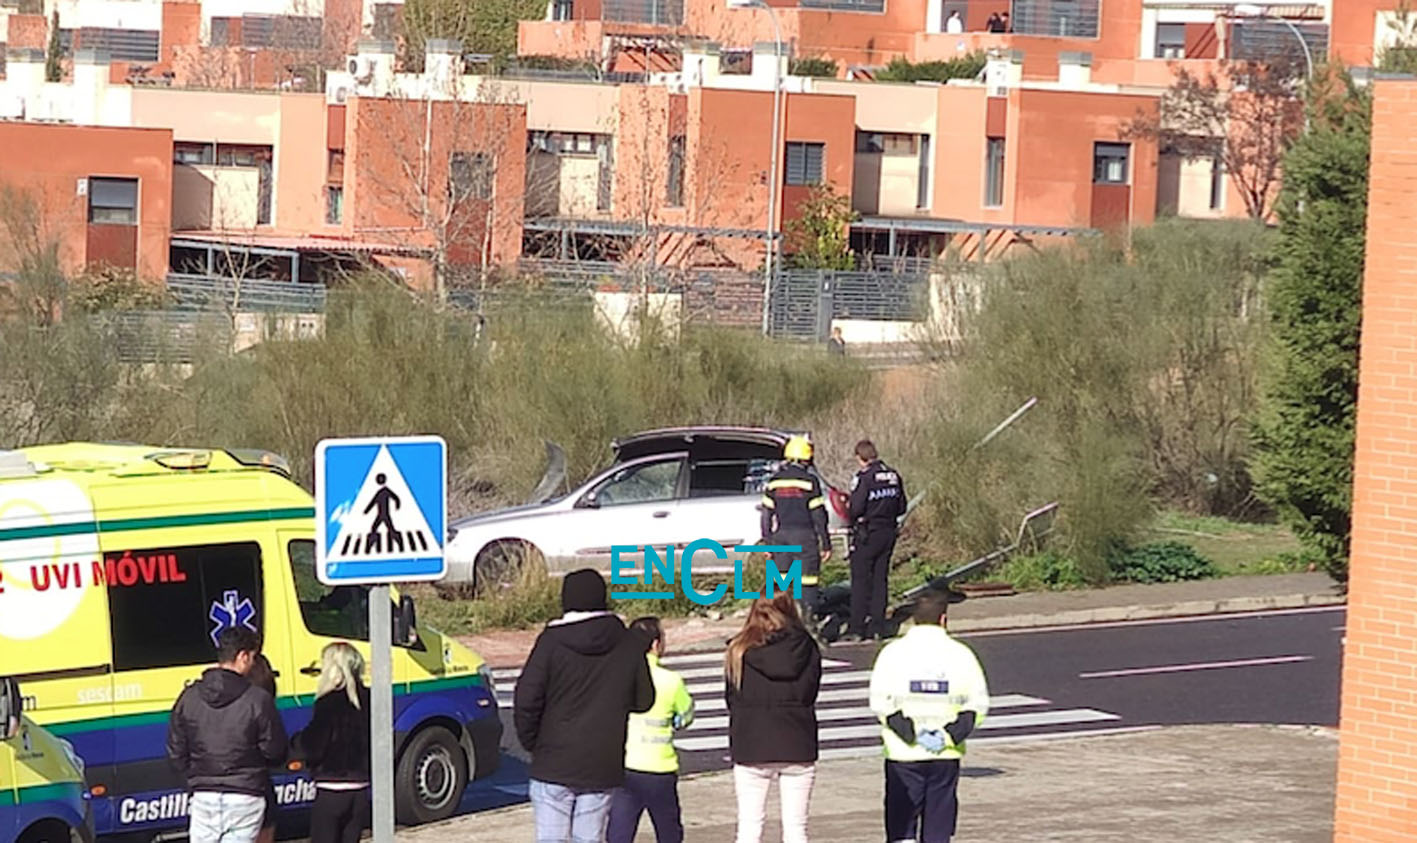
[1010,0,1100,38]
[801,0,886,11]
[167,274,327,314]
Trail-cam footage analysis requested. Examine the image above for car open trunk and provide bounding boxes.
[612,426,792,463]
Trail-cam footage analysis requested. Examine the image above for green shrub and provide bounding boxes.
[1108,541,1219,584]
[790,57,839,78]
[996,551,1088,591]
[874,53,987,83]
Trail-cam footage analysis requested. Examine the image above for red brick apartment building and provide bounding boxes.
[1336,76,1417,840]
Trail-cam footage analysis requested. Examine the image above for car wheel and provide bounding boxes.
[395,726,467,825]
[17,820,75,843]
[475,541,544,596]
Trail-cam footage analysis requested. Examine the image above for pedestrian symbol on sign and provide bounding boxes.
[316,436,447,586]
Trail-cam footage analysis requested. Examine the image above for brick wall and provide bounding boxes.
[1336,77,1417,840]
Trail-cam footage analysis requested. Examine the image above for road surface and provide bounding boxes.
[457,605,1343,811]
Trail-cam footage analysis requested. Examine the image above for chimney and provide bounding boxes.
[4,48,45,118]
[1058,51,1092,88]
[73,48,112,126]
[983,47,1022,96]
[354,38,397,96]
[751,41,787,89]
[681,39,720,87]
[423,38,463,97]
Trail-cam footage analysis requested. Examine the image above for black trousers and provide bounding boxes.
[771,530,821,616]
[885,759,960,843]
[850,526,897,637]
[309,786,369,843]
[607,770,683,843]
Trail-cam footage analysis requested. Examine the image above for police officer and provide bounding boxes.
[760,435,832,618]
[847,439,906,640]
[868,589,987,843]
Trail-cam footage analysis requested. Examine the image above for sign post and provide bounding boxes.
[315,436,449,843]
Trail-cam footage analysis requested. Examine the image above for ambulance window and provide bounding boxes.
[107,543,264,672]
[289,540,370,641]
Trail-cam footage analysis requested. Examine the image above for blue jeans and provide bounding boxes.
[188,791,266,843]
[529,778,613,843]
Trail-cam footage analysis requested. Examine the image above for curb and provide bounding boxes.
[666,592,1346,654]
[947,591,1346,633]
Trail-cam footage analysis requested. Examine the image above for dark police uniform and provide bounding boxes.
[848,458,907,639]
[760,462,831,613]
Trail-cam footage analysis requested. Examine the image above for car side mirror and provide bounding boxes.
[580,492,601,509]
[396,595,418,647]
[0,677,21,741]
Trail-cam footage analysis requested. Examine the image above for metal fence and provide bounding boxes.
[93,310,231,365]
[1010,0,1100,39]
[768,270,930,341]
[167,274,327,313]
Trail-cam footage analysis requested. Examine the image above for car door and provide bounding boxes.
[681,457,776,574]
[551,453,689,573]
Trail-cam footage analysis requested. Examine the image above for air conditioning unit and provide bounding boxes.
[347,55,374,83]
[327,84,351,105]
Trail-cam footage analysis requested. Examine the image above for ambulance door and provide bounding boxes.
[102,539,266,834]
[279,535,409,708]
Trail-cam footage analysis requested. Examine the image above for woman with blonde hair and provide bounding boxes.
[297,642,371,843]
[725,592,823,843]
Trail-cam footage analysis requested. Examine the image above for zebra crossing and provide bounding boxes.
[491,650,1131,770]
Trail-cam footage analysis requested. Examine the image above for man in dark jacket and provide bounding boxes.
[167,627,288,843]
[760,435,832,619]
[847,439,908,641]
[514,569,655,843]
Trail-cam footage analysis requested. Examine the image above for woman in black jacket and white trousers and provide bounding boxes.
[725,592,823,843]
[297,642,372,843]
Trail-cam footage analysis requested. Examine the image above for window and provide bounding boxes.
[689,459,775,498]
[1010,0,1100,38]
[174,141,215,165]
[210,18,233,47]
[1209,156,1225,211]
[785,141,825,186]
[917,134,931,210]
[984,138,1005,207]
[449,151,493,202]
[528,131,600,157]
[325,186,343,224]
[108,543,263,671]
[552,0,574,20]
[88,177,138,224]
[216,144,271,168]
[1093,142,1130,184]
[591,459,684,506]
[855,132,916,155]
[327,150,345,184]
[1155,22,1187,59]
[289,540,372,641]
[597,140,614,211]
[667,134,685,207]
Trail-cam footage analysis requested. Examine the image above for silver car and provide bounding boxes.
[445,427,850,593]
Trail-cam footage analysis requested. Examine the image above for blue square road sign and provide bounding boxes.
[315,435,448,585]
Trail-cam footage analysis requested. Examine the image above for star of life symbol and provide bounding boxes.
[209,590,257,647]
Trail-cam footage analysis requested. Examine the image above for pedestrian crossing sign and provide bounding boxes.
[315,435,448,585]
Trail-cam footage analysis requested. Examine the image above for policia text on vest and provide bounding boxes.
[610,540,805,604]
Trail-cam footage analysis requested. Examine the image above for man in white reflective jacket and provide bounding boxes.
[868,589,988,843]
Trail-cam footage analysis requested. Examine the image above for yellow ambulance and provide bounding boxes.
[1,676,92,843]
[0,444,502,838]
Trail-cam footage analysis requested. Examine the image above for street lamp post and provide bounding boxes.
[730,0,784,335]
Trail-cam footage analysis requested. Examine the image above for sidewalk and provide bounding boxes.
[399,724,1338,842]
[458,572,1344,667]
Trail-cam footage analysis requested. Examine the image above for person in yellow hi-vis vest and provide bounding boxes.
[868,590,988,843]
[607,617,696,843]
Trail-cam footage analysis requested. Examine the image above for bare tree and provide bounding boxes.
[1126,59,1305,221]
[353,76,527,298]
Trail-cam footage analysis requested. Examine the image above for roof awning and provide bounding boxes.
[1141,0,1325,17]
[171,233,431,257]
[523,217,776,240]
[852,216,1097,237]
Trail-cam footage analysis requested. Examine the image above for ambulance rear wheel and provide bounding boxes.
[395,725,467,824]
[17,820,75,843]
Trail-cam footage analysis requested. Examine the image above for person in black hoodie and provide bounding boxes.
[514,568,655,843]
[297,642,372,843]
[167,627,289,843]
[725,592,823,843]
